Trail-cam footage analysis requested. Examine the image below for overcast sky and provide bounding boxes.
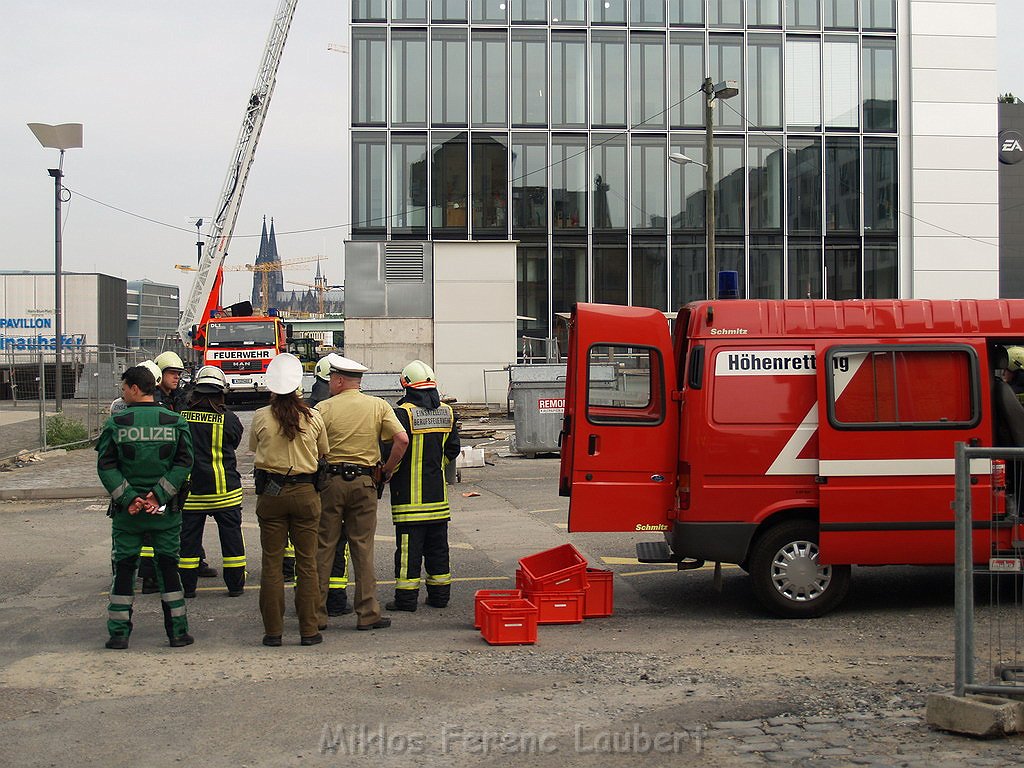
[1,2,1021,307]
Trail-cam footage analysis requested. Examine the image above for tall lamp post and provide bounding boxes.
[194,218,205,265]
[28,122,83,412]
[669,77,738,300]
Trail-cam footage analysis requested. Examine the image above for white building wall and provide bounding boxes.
[432,241,517,404]
[909,0,999,298]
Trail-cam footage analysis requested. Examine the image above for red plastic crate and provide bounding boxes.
[515,568,527,591]
[583,567,614,618]
[479,598,538,645]
[473,589,523,629]
[518,544,588,592]
[524,589,585,624]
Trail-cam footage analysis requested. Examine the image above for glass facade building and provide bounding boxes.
[348,0,900,345]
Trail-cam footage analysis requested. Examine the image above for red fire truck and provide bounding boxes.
[558,300,1024,617]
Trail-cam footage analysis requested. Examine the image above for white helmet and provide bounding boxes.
[109,397,128,415]
[139,360,162,387]
[155,350,185,372]
[401,359,436,390]
[314,357,332,382]
[193,365,227,393]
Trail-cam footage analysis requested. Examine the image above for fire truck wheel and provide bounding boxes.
[749,520,851,619]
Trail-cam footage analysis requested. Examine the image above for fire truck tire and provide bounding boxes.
[749,520,851,619]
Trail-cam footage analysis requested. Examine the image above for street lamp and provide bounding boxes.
[194,218,205,265]
[669,77,738,300]
[28,122,83,412]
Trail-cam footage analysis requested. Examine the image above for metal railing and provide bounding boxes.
[0,345,151,459]
[952,442,1024,697]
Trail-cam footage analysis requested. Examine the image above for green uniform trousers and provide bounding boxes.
[108,514,188,639]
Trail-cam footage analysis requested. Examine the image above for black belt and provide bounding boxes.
[328,463,375,479]
[266,472,316,485]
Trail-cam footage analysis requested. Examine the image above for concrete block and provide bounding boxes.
[926,692,1024,738]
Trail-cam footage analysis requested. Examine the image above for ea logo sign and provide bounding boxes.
[999,130,1024,164]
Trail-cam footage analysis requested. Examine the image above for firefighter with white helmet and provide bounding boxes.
[385,360,461,612]
[306,357,332,408]
[154,351,188,412]
[178,366,246,598]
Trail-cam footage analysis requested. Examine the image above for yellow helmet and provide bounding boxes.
[314,357,332,381]
[155,351,185,372]
[401,359,436,389]
[1007,346,1024,373]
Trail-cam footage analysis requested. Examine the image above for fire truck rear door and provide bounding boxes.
[815,343,983,565]
[561,304,679,532]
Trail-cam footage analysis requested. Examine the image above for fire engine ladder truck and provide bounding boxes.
[176,0,299,346]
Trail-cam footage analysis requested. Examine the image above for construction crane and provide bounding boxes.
[175,0,299,346]
[287,275,341,316]
[175,254,322,315]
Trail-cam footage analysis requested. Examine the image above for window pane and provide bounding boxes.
[552,0,586,24]
[553,136,587,229]
[864,0,895,31]
[517,243,549,341]
[750,241,784,298]
[788,138,822,234]
[632,243,668,310]
[710,0,744,27]
[472,134,509,234]
[393,0,427,22]
[826,137,860,233]
[710,35,744,129]
[788,239,822,298]
[512,134,548,232]
[632,137,667,231]
[631,0,665,26]
[864,242,897,297]
[430,132,468,233]
[553,34,587,127]
[594,33,627,126]
[593,134,627,229]
[672,241,707,304]
[831,349,974,426]
[473,0,508,23]
[391,134,428,232]
[864,139,897,232]
[432,0,468,22]
[786,37,821,129]
[473,33,508,127]
[749,34,782,128]
[512,33,547,125]
[670,33,705,128]
[353,30,386,124]
[824,38,858,128]
[749,139,784,231]
[824,0,857,29]
[672,0,705,25]
[553,244,588,313]
[393,33,427,126]
[786,0,820,29]
[864,39,897,132]
[748,0,782,26]
[593,246,628,304]
[513,0,548,22]
[716,243,747,297]
[353,0,386,21]
[631,35,666,128]
[353,132,386,232]
[825,242,860,298]
[587,346,661,425]
[715,138,745,234]
[670,138,706,230]
[592,0,626,24]
[432,32,468,125]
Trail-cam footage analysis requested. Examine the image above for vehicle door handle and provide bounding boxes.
[588,434,598,455]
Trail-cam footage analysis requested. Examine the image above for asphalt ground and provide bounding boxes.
[0,413,1022,766]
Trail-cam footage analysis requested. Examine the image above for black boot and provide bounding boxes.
[386,590,419,612]
[326,589,352,616]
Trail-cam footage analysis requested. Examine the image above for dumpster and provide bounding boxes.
[508,364,567,457]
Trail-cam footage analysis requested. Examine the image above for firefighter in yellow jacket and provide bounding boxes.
[385,361,460,611]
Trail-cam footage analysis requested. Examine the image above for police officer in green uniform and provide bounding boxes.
[385,360,460,612]
[97,364,194,649]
